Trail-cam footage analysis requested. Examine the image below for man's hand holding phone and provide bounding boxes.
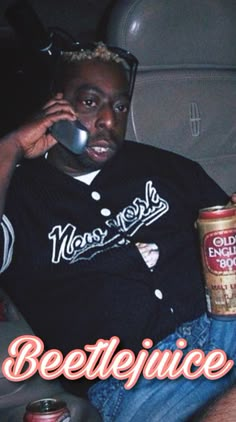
[1,93,85,161]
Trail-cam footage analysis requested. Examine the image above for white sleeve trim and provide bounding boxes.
[0,214,15,273]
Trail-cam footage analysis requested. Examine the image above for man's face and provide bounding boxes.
[61,59,130,172]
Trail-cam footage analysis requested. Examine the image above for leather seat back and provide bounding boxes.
[107,0,236,194]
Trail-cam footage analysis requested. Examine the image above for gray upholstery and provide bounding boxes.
[0,289,101,421]
[107,0,236,195]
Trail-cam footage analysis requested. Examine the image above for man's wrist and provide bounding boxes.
[0,133,24,164]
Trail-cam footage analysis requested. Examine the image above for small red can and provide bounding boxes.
[197,205,236,318]
[23,398,71,422]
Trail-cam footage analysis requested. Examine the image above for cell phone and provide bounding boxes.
[49,119,89,154]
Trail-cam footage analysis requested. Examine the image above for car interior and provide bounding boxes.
[0,0,236,420]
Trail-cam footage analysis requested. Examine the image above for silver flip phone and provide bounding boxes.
[50,120,89,154]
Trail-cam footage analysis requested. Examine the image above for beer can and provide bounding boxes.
[197,205,236,319]
[23,398,71,421]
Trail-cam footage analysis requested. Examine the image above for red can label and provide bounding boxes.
[203,228,236,274]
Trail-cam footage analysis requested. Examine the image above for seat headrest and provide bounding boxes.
[107,0,236,69]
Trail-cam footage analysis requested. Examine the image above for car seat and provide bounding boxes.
[106,0,236,195]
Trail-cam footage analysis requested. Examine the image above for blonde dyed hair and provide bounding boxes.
[60,42,126,66]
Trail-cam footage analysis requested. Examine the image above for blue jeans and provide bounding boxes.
[88,314,236,421]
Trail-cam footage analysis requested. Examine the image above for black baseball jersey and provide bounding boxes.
[0,141,228,357]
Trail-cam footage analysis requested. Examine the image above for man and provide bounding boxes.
[0,42,235,421]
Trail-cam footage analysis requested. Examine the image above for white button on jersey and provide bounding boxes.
[101,208,111,217]
[154,289,163,300]
[91,191,101,201]
[170,307,174,313]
